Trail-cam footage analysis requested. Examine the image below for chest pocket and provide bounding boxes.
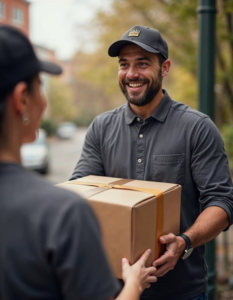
[153,154,185,185]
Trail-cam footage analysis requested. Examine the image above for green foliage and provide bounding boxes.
[220,124,233,174]
[48,78,77,122]
[40,119,57,136]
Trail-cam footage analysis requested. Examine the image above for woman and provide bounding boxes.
[0,25,157,300]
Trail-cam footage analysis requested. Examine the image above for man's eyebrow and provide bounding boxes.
[136,57,152,62]
[118,56,152,63]
[118,58,126,63]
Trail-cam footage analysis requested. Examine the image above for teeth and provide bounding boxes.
[129,83,144,87]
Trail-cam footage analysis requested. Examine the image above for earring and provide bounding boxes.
[22,113,30,126]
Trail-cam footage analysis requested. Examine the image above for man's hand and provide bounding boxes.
[152,233,185,277]
[122,249,157,292]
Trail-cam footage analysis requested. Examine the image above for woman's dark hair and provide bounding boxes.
[0,74,35,136]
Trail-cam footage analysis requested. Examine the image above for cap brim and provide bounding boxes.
[39,60,63,75]
[108,40,160,57]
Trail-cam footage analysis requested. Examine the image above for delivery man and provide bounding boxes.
[70,25,233,300]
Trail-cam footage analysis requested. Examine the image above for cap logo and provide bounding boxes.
[128,29,140,37]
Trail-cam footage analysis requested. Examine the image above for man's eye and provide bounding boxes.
[139,62,147,66]
[119,63,127,68]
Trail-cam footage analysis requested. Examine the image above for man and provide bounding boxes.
[70,25,233,300]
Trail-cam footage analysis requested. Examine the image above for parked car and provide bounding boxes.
[56,121,77,139]
[20,128,50,174]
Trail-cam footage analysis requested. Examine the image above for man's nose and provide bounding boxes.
[126,66,139,80]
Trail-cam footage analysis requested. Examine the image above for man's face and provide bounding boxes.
[118,44,162,106]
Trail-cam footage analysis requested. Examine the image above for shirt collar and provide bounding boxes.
[124,89,172,125]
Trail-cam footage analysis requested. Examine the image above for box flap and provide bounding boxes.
[123,180,180,193]
[73,176,123,185]
[56,182,98,196]
[90,189,154,207]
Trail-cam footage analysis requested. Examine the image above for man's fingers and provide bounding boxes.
[146,284,151,289]
[156,267,170,277]
[138,249,152,264]
[154,264,173,277]
[152,253,169,267]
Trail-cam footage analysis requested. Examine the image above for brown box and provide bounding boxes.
[57,176,181,278]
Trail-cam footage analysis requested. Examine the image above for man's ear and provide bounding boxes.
[11,82,29,115]
[162,59,171,78]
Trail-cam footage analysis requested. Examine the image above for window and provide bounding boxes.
[0,2,5,19]
[12,7,24,25]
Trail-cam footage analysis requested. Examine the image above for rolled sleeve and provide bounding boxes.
[191,117,233,227]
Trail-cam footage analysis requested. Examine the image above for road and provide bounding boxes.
[45,127,87,184]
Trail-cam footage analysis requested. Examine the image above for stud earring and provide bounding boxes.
[22,113,30,126]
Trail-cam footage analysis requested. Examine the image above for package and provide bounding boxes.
[57,176,181,278]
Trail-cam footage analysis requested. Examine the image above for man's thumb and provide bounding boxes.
[160,236,167,244]
[160,233,174,244]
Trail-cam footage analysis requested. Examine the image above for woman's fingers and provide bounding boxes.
[147,275,157,283]
[146,266,157,275]
[138,249,152,265]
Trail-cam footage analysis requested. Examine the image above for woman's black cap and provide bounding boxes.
[0,25,62,91]
[108,25,168,59]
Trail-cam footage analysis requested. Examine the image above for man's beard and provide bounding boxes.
[119,69,162,107]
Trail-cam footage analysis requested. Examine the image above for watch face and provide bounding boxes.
[182,248,193,260]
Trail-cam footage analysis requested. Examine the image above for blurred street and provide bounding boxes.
[45,127,87,184]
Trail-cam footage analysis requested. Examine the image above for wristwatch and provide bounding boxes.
[177,233,193,260]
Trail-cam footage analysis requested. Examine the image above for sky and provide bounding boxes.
[29,0,111,60]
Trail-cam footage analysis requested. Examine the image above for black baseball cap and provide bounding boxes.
[0,25,62,91]
[108,25,168,59]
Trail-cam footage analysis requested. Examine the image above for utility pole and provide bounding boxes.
[197,0,217,299]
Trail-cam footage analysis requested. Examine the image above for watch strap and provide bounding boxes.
[177,233,192,250]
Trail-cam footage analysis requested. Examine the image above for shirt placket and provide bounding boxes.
[135,117,147,180]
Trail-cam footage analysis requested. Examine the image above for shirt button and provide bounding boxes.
[137,117,140,122]
[139,134,143,138]
[138,158,142,163]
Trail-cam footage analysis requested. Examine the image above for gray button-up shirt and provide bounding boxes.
[71,90,233,300]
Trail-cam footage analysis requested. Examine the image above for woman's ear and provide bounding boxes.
[11,82,28,115]
[162,59,171,78]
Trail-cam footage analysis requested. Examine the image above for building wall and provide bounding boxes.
[0,0,29,36]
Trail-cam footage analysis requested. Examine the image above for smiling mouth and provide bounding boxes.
[128,83,145,88]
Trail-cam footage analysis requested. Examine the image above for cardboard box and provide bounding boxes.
[57,176,181,278]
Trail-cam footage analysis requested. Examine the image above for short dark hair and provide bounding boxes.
[0,74,35,136]
[157,53,166,67]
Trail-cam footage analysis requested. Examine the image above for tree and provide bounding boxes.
[49,78,76,123]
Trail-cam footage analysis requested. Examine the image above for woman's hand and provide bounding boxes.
[121,249,157,294]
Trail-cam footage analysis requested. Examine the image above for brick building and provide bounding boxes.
[0,0,30,36]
